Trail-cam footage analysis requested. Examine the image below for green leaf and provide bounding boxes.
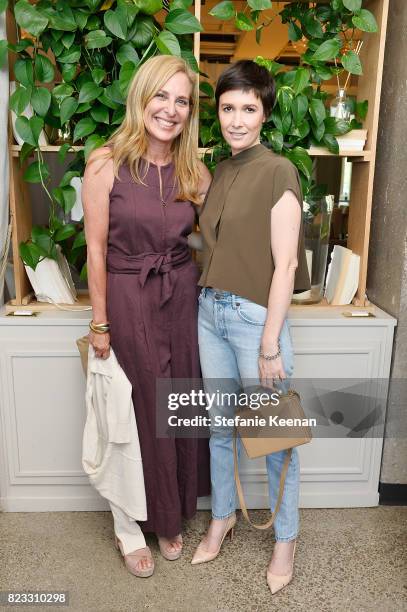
[0,0,8,13]
[15,116,44,146]
[343,0,362,12]
[74,10,89,30]
[57,45,81,64]
[134,0,163,15]
[266,128,283,152]
[165,9,202,34]
[20,142,35,163]
[14,59,34,87]
[170,0,192,7]
[53,84,74,103]
[78,82,103,104]
[85,30,112,49]
[91,67,106,84]
[72,230,86,250]
[73,117,96,142]
[60,97,78,125]
[303,12,324,39]
[180,49,199,72]
[293,67,310,95]
[80,261,88,282]
[19,241,43,270]
[119,61,137,96]
[61,31,76,49]
[311,121,325,142]
[61,64,77,82]
[311,38,341,62]
[324,117,350,136]
[314,64,333,81]
[352,8,378,32]
[322,133,339,154]
[341,50,362,75]
[356,99,368,120]
[235,12,254,31]
[247,0,271,9]
[200,82,214,98]
[54,224,77,242]
[111,107,125,124]
[209,1,235,20]
[14,0,48,37]
[23,160,50,183]
[0,39,7,68]
[9,85,32,115]
[116,43,139,66]
[285,147,312,180]
[130,16,155,48]
[34,54,55,83]
[288,21,302,43]
[155,30,181,56]
[58,143,71,163]
[31,87,51,116]
[90,104,110,124]
[53,186,77,214]
[84,134,106,161]
[199,125,211,147]
[291,94,308,124]
[277,86,293,116]
[60,170,80,188]
[49,5,77,31]
[104,9,127,40]
[309,98,326,125]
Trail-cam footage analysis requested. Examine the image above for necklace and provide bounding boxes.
[157,166,166,207]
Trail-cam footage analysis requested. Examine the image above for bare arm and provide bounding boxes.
[259,189,301,385]
[188,160,212,251]
[82,147,114,358]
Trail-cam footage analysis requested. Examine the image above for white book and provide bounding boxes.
[325,245,360,305]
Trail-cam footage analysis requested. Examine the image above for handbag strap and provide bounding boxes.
[233,428,292,530]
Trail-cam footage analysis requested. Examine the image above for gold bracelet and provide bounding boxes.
[89,320,110,334]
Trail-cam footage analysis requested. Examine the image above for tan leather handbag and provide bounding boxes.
[233,388,312,530]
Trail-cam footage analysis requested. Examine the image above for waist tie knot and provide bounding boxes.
[107,248,191,307]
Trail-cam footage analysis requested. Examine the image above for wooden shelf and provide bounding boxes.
[308,147,371,161]
[6,0,390,310]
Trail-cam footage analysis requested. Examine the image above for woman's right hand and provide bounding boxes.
[88,330,110,360]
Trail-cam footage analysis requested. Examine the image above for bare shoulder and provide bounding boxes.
[197,159,212,191]
[84,147,114,189]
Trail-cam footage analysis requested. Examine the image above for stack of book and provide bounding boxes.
[336,129,367,152]
[324,245,360,305]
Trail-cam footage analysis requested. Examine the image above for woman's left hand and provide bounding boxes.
[259,354,287,389]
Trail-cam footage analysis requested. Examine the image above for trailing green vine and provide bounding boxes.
[0,0,378,279]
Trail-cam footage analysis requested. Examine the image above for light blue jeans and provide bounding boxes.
[198,288,300,541]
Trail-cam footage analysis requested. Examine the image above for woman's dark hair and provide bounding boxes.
[215,60,276,118]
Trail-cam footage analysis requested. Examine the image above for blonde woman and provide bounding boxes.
[82,55,212,577]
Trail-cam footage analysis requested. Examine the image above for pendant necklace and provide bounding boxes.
[157,166,167,207]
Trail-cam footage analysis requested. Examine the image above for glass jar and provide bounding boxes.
[292,195,334,305]
[329,88,352,121]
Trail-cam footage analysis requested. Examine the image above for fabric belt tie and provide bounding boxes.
[107,248,190,307]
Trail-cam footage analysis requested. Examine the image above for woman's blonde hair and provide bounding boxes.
[104,55,200,203]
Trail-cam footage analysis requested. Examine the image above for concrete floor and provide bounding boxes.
[1,507,406,612]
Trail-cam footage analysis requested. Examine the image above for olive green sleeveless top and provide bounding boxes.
[198,143,311,307]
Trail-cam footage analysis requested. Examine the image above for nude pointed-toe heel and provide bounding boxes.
[266,541,296,595]
[191,514,236,565]
[114,535,155,578]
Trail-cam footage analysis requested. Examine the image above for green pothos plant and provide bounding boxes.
[0,0,377,279]
[0,0,201,278]
[199,0,376,200]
